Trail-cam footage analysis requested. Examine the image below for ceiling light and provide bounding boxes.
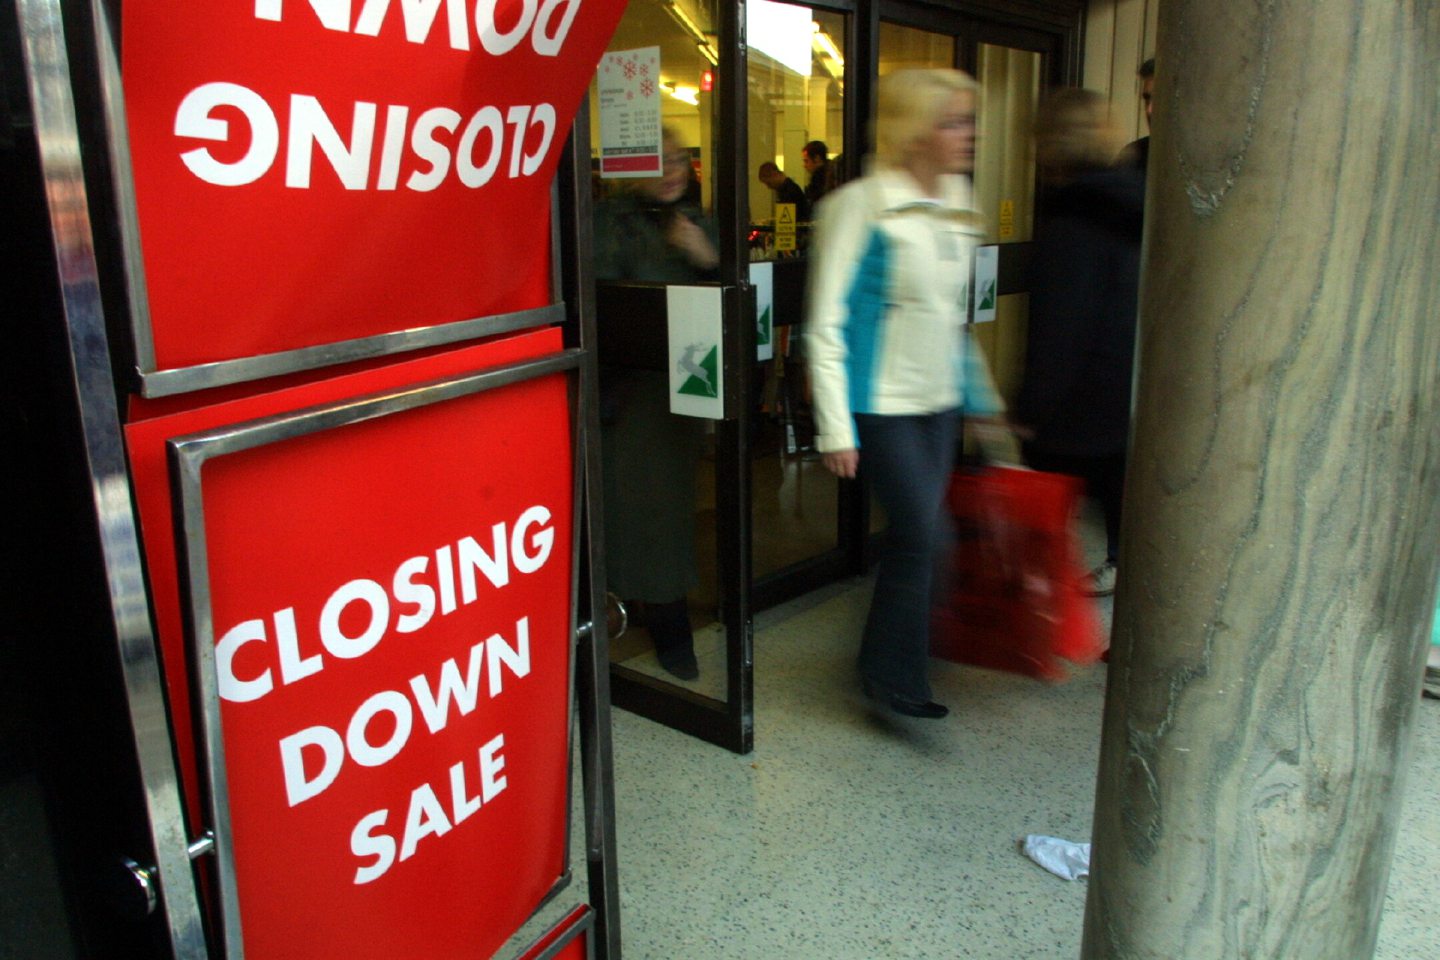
[666,1,707,45]
[667,85,700,106]
[812,27,844,67]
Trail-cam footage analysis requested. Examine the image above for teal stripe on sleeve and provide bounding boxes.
[843,227,890,417]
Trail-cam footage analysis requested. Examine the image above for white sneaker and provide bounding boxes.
[1086,561,1118,598]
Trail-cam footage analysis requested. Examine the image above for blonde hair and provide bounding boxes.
[874,69,976,167]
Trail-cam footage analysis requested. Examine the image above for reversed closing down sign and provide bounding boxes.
[122,0,626,375]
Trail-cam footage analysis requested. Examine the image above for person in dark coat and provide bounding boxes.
[1117,57,1154,172]
[1015,89,1145,599]
[801,140,836,208]
[757,161,812,222]
[592,129,718,681]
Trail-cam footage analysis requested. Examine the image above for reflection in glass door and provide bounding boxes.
[587,0,752,752]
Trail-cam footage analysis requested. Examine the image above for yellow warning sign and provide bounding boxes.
[998,199,1015,240]
[775,202,797,251]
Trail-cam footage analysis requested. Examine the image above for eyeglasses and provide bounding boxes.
[937,115,977,132]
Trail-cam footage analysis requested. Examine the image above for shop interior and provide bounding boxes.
[587,0,1065,750]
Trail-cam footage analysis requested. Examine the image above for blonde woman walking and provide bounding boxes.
[806,69,1002,718]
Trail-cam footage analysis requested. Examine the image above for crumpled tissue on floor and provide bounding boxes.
[1021,834,1091,880]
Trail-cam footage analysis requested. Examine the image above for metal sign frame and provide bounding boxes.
[84,0,567,399]
[168,351,587,958]
[515,906,596,960]
[14,0,209,952]
[19,0,622,954]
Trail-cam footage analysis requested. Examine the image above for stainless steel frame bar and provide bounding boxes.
[88,0,154,374]
[14,0,207,954]
[139,303,566,398]
[513,906,596,960]
[554,105,623,960]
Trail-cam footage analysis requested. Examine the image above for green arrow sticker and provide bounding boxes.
[677,344,719,398]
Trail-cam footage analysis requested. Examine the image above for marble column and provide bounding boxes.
[1082,3,1440,958]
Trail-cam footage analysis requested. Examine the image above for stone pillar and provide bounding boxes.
[1082,4,1440,959]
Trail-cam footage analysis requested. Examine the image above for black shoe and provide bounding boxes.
[888,697,949,719]
[862,678,949,719]
[657,647,700,681]
[649,598,699,681]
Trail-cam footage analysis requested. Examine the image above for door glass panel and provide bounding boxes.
[746,2,845,246]
[746,1,848,587]
[588,0,727,699]
[878,22,956,74]
[973,44,1039,246]
[971,43,1042,406]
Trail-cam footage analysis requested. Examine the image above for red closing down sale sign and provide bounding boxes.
[161,346,575,958]
[122,0,625,372]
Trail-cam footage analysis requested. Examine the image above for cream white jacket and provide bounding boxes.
[805,167,1001,453]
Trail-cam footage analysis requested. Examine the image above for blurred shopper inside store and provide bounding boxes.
[1014,89,1144,600]
[802,140,839,207]
[757,161,812,222]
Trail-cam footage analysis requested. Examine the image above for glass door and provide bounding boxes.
[582,0,1079,752]
[744,0,861,611]
[586,0,753,752]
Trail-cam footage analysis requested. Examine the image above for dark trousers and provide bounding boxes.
[854,410,960,702]
[1023,446,1127,563]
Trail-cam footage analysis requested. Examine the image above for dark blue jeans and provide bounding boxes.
[854,409,960,702]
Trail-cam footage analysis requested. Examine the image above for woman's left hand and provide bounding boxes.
[667,216,720,270]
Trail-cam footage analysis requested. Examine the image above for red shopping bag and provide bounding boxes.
[929,465,1106,679]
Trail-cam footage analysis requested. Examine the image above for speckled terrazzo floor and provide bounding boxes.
[509,566,1439,960]
[608,577,1106,959]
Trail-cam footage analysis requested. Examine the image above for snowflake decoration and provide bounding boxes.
[623,59,637,80]
[640,78,654,98]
